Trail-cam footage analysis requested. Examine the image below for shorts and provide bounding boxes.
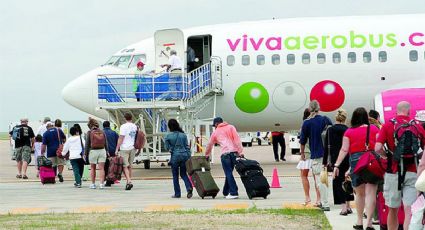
[89,149,107,164]
[311,157,323,175]
[48,156,66,167]
[296,159,313,170]
[119,149,136,167]
[15,146,31,163]
[383,172,417,208]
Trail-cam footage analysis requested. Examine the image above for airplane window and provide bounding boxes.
[379,51,387,62]
[317,53,326,64]
[363,52,372,63]
[410,50,418,62]
[114,55,132,68]
[302,54,310,64]
[257,55,265,65]
[332,53,341,64]
[129,54,147,68]
[227,55,235,66]
[348,52,356,63]
[287,54,295,65]
[242,55,250,66]
[104,56,120,66]
[271,54,280,65]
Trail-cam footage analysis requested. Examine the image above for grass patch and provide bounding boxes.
[0,208,330,229]
[0,132,9,140]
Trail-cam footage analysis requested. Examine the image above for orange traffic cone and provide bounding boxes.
[270,167,281,188]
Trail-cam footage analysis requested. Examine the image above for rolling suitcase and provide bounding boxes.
[39,166,56,184]
[186,156,211,175]
[192,171,220,199]
[236,158,270,199]
[106,156,124,181]
[377,191,404,230]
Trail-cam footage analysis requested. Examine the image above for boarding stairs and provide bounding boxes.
[96,58,223,168]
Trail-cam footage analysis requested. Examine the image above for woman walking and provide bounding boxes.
[62,127,85,188]
[164,119,193,198]
[333,107,380,230]
[324,109,354,215]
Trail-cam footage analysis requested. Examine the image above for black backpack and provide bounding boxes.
[391,119,421,190]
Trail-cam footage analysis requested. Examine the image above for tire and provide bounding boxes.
[248,142,253,147]
[242,143,247,147]
[143,160,150,169]
[213,195,216,199]
[201,196,205,199]
[263,196,267,199]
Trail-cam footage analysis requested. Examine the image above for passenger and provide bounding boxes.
[36,117,51,136]
[368,109,382,129]
[323,109,354,215]
[161,50,183,100]
[85,118,108,189]
[299,100,332,211]
[41,121,66,182]
[9,118,35,179]
[271,131,286,162]
[187,46,196,72]
[115,112,137,190]
[374,101,425,230]
[62,127,85,188]
[164,119,193,199]
[133,61,145,102]
[34,134,43,178]
[73,123,83,136]
[205,117,243,199]
[333,107,380,230]
[103,121,119,187]
[55,119,72,170]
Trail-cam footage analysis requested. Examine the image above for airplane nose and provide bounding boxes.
[62,72,95,114]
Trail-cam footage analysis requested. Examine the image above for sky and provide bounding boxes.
[1,0,424,131]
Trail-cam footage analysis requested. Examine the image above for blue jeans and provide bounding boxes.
[221,152,238,196]
[70,158,84,185]
[171,160,192,197]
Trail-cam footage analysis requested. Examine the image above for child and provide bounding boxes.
[34,135,43,177]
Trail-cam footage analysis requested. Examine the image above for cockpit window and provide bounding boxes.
[114,55,132,68]
[129,54,147,68]
[104,56,120,66]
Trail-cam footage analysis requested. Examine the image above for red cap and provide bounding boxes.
[137,61,145,68]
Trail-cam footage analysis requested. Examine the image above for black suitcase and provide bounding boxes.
[239,169,270,199]
[192,171,220,199]
[235,158,263,173]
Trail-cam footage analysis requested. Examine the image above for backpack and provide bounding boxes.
[12,126,21,140]
[391,119,421,190]
[134,128,145,150]
[90,129,106,149]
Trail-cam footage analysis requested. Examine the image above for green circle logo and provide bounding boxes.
[234,82,269,113]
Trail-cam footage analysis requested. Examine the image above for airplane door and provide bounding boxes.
[154,29,185,73]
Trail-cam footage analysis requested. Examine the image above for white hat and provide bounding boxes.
[415,110,425,122]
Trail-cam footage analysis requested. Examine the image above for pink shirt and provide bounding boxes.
[344,125,379,154]
[205,123,243,157]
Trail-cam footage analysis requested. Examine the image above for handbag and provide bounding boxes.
[353,125,387,182]
[320,167,329,187]
[416,170,425,192]
[342,176,354,195]
[55,128,68,159]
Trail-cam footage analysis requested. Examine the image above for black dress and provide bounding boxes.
[323,124,354,205]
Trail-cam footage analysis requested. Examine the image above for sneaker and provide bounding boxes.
[281,158,286,161]
[171,195,181,198]
[225,195,239,199]
[58,174,64,183]
[22,175,28,179]
[76,184,82,188]
[16,174,22,179]
[89,184,96,189]
[99,184,105,189]
[187,189,193,199]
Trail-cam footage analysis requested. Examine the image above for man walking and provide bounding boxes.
[103,121,119,186]
[9,118,35,179]
[375,101,425,229]
[271,131,286,162]
[205,117,243,199]
[115,112,138,190]
[41,122,66,182]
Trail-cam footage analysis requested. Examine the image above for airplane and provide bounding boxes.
[62,14,425,133]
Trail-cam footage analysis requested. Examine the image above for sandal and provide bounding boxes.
[347,208,353,214]
[125,183,133,191]
[353,224,363,230]
[16,175,22,179]
[313,202,322,208]
[22,175,28,179]
[340,211,348,216]
[301,200,311,206]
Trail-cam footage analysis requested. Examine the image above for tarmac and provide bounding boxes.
[0,140,364,229]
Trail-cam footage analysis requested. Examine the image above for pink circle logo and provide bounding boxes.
[310,80,345,112]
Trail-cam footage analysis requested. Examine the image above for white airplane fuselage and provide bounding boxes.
[63,14,425,131]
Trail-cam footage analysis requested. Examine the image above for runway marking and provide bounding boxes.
[9,207,48,214]
[282,203,320,209]
[214,203,249,210]
[76,205,115,213]
[143,204,182,212]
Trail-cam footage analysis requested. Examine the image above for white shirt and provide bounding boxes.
[119,122,137,151]
[62,135,85,159]
[168,54,182,71]
[34,142,42,157]
[36,124,47,136]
